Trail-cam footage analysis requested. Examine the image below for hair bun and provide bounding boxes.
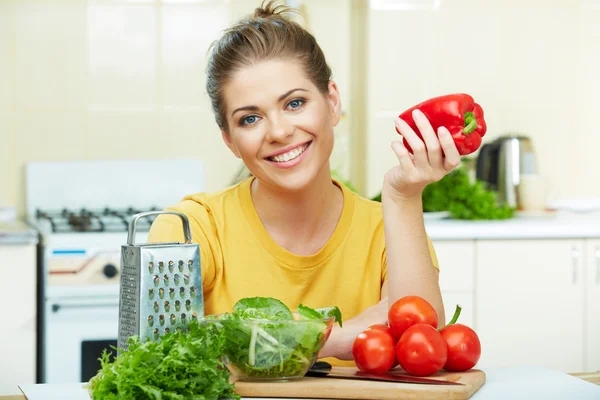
[253,0,292,19]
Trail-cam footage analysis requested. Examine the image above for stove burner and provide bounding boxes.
[35,207,161,233]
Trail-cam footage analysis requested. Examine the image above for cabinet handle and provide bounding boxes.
[595,247,600,285]
[572,247,579,284]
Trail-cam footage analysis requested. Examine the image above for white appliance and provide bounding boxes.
[25,159,205,384]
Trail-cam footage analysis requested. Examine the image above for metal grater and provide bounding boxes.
[117,211,203,354]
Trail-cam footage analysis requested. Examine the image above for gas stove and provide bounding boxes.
[34,207,160,234]
[25,159,205,384]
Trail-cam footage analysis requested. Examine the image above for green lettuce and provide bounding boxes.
[86,320,238,400]
[208,297,342,379]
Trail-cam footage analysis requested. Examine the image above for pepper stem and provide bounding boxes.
[463,112,477,134]
[440,304,462,330]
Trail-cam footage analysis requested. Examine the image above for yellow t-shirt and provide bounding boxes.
[147,177,439,364]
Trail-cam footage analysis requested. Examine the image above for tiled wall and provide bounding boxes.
[0,0,351,216]
[364,0,600,199]
[2,0,599,214]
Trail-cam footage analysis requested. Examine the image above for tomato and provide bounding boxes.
[388,295,438,340]
[367,324,399,367]
[439,323,481,372]
[395,323,447,376]
[352,326,396,374]
[367,324,394,338]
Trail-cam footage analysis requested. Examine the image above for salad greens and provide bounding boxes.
[208,297,343,379]
[86,319,238,400]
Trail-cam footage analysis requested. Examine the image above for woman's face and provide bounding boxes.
[221,59,341,193]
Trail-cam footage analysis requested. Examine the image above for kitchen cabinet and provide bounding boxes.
[585,239,600,372]
[474,239,585,373]
[0,243,37,395]
[433,240,475,328]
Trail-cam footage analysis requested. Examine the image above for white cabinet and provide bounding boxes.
[433,240,475,328]
[585,239,600,372]
[0,243,37,395]
[475,239,585,373]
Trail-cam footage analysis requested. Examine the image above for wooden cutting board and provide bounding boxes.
[234,367,486,400]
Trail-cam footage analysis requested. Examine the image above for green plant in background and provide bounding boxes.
[331,168,359,193]
[369,164,515,220]
[430,167,514,220]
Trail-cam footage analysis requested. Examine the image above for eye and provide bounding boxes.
[240,115,259,126]
[286,98,305,110]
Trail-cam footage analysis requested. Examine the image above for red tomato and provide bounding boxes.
[367,324,399,367]
[395,324,447,377]
[367,324,394,338]
[352,326,396,374]
[388,296,438,340]
[439,323,481,372]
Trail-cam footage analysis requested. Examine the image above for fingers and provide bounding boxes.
[394,116,429,167]
[438,126,461,171]
[391,140,416,174]
[412,109,443,169]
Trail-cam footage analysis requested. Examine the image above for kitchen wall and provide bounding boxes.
[1,0,599,215]
[363,0,600,199]
[0,0,351,216]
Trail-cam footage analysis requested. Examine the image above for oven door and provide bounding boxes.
[44,296,118,383]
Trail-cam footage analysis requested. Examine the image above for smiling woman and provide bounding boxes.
[148,0,460,366]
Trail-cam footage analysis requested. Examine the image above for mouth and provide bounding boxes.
[266,141,312,163]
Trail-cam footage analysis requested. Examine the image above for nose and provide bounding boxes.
[265,113,293,143]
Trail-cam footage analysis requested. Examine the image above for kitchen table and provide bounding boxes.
[2,367,599,400]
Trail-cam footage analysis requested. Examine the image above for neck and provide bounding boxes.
[251,163,342,240]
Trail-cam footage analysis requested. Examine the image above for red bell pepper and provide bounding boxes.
[396,93,487,156]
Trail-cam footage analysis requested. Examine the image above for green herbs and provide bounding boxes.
[444,170,515,220]
[208,297,343,379]
[86,320,239,400]
[371,166,515,220]
[424,167,514,220]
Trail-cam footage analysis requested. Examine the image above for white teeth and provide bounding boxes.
[270,143,308,163]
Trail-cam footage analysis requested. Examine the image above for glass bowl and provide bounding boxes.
[202,312,335,382]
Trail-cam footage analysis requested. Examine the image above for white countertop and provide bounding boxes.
[14,366,600,400]
[0,219,38,245]
[424,211,600,240]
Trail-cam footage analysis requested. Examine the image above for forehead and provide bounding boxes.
[224,59,313,108]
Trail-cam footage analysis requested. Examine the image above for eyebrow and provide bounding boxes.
[230,88,309,117]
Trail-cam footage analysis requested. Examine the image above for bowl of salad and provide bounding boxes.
[203,297,343,382]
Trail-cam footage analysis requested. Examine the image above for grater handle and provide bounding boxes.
[127,211,192,245]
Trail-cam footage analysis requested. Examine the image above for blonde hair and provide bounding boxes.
[205,0,332,131]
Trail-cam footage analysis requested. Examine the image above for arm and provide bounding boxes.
[382,108,461,327]
[382,191,445,327]
[318,285,389,360]
[319,111,460,360]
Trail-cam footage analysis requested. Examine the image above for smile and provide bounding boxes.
[267,142,310,163]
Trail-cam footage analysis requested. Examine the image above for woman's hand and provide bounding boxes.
[318,297,389,360]
[384,109,461,202]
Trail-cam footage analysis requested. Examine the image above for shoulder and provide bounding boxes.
[148,178,250,242]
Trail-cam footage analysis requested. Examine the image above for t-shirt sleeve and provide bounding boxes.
[380,234,440,286]
[147,201,220,294]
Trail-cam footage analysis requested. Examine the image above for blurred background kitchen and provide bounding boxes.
[1,0,600,395]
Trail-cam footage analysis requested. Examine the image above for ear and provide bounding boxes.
[326,80,342,127]
[221,130,241,159]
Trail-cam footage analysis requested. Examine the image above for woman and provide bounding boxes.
[148,1,461,365]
